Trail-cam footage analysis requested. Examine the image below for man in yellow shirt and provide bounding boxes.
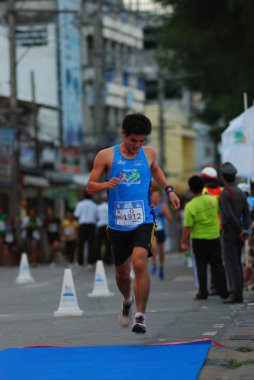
[181,175,228,300]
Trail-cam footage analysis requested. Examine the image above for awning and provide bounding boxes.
[44,171,73,185]
[45,171,89,186]
[22,175,49,188]
[72,174,90,187]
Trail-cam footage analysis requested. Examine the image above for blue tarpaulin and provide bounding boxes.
[0,341,211,380]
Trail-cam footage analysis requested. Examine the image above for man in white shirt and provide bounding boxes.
[74,191,98,265]
[95,193,112,264]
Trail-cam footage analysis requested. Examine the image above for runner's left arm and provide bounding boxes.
[149,150,180,210]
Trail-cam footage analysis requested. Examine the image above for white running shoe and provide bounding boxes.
[118,295,134,327]
[132,315,146,334]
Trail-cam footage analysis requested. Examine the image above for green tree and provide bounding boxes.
[157,0,254,126]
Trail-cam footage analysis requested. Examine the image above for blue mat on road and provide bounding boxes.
[0,341,211,380]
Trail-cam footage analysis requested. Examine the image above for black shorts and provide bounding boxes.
[154,229,166,243]
[107,223,155,267]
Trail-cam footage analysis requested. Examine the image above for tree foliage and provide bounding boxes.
[157,0,254,126]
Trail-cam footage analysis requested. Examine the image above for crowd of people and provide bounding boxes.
[0,112,254,335]
[0,192,112,268]
[181,162,254,304]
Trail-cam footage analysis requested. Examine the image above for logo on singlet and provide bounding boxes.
[117,159,126,165]
[133,160,144,167]
[119,169,141,185]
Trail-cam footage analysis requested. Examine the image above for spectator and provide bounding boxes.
[44,208,62,266]
[4,216,17,266]
[181,175,229,301]
[95,193,112,264]
[201,167,223,200]
[220,162,250,303]
[60,210,78,266]
[238,184,254,290]
[21,208,42,266]
[201,166,223,296]
[74,191,98,265]
[0,207,7,264]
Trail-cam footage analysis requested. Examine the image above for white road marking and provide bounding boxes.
[202,331,217,336]
[173,276,194,282]
[25,282,51,288]
[212,324,224,328]
[0,314,13,318]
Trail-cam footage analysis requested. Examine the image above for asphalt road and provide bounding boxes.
[0,252,248,351]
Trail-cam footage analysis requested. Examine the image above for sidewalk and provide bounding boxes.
[166,251,254,379]
[198,285,254,380]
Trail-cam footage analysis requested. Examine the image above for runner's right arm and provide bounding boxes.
[86,149,120,195]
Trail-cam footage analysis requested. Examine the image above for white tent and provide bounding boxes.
[221,105,254,181]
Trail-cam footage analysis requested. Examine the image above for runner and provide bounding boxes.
[150,190,172,280]
[86,113,180,333]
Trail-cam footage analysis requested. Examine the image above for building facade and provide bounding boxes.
[0,0,216,224]
[0,0,148,216]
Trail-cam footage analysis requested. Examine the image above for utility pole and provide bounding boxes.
[93,0,105,149]
[30,71,40,167]
[8,0,16,110]
[8,0,23,251]
[30,71,43,216]
[55,7,64,147]
[158,71,166,172]
[8,0,21,222]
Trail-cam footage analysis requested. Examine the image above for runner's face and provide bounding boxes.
[123,134,146,154]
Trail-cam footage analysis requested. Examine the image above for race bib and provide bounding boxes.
[155,218,163,230]
[5,233,14,243]
[114,200,144,227]
[65,226,74,236]
[32,230,40,240]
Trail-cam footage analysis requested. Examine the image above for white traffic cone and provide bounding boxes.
[15,252,35,284]
[88,260,114,297]
[54,268,83,317]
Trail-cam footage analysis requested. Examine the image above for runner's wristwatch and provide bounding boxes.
[165,185,174,195]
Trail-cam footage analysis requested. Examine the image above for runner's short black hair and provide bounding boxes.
[122,113,152,136]
[188,175,204,194]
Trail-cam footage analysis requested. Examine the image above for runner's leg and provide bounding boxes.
[132,247,150,313]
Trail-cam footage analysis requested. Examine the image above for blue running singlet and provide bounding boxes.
[106,145,154,231]
[154,202,165,232]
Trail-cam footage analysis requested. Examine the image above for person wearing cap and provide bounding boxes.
[220,162,251,303]
[201,167,223,200]
[201,166,224,296]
